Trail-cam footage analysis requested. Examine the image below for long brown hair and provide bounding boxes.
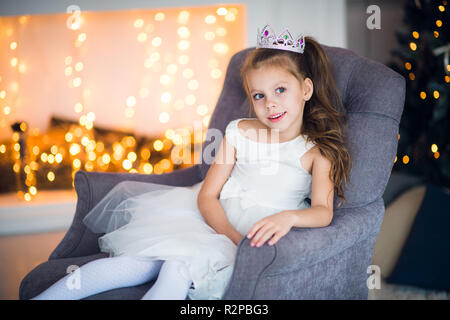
[240,36,352,208]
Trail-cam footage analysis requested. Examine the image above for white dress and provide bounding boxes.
[82,117,316,300]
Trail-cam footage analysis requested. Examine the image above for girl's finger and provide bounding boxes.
[252,225,276,247]
[268,232,282,246]
[247,220,265,238]
[255,227,277,247]
[250,223,271,246]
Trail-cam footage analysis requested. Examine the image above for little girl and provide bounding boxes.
[31,25,351,300]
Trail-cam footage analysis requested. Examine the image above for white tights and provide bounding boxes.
[31,256,193,300]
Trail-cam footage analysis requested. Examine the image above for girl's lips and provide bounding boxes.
[268,111,286,122]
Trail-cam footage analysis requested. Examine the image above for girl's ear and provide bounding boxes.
[303,78,314,101]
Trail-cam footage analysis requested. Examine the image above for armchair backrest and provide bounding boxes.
[199,46,406,209]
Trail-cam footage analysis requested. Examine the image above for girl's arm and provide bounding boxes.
[197,136,242,246]
[247,149,334,247]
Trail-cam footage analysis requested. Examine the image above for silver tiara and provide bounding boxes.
[256,24,305,54]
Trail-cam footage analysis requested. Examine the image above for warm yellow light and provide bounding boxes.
[161,159,171,170]
[205,15,216,24]
[159,112,170,123]
[178,40,190,50]
[19,62,27,73]
[126,96,136,107]
[137,32,147,42]
[65,66,73,76]
[445,75,450,83]
[85,161,94,171]
[160,74,171,85]
[10,41,17,50]
[40,153,48,162]
[213,42,229,54]
[3,106,11,115]
[439,5,445,12]
[152,37,162,47]
[87,111,95,122]
[153,140,164,151]
[225,12,236,22]
[436,20,442,27]
[197,104,209,116]
[30,161,38,170]
[205,32,215,41]
[420,91,426,99]
[405,62,411,70]
[155,12,165,21]
[74,103,83,113]
[216,27,227,37]
[217,7,228,16]
[81,136,90,146]
[167,64,178,74]
[47,154,55,164]
[409,73,415,80]
[125,107,135,118]
[161,92,172,103]
[13,143,20,152]
[102,153,111,164]
[47,171,55,182]
[434,31,439,38]
[177,26,190,38]
[177,11,190,24]
[185,94,196,105]
[394,155,397,163]
[10,57,18,67]
[178,55,189,65]
[124,136,136,147]
[434,152,440,159]
[12,132,20,141]
[65,56,72,65]
[409,42,417,51]
[122,159,132,170]
[211,69,222,79]
[402,155,410,164]
[183,68,194,79]
[55,153,63,163]
[73,77,82,87]
[13,162,20,173]
[412,31,419,39]
[70,143,81,155]
[0,90,5,99]
[24,193,31,201]
[141,148,151,159]
[50,145,58,154]
[0,145,6,153]
[29,186,37,196]
[431,144,438,153]
[143,163,153,174]
[77,33,86,42]
[75,62,83,72]
[127,152,137,162]
[134,19,144,28]
[188,79,199,90]
[433,90,439,99]
[73,158,81,168]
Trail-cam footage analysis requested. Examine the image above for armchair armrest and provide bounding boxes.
[223,198,385,299]
[49,164,201,260]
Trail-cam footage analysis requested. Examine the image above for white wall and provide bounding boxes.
[0,0,347,48]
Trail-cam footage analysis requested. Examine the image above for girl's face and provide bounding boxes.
[246,65,313,140]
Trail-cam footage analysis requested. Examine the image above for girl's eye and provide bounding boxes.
[252,87,285,100]
[253,93,264,100]
[276,87,286,94]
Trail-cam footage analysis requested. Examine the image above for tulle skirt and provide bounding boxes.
[82,180,291,300]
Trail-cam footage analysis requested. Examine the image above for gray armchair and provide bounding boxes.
[19,44,406,300]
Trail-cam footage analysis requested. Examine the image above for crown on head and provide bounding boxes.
[256,24,305,54]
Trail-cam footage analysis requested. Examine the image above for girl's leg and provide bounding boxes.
[141,260,193,300]
[31,256,163,300]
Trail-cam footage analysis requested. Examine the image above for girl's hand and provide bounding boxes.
[246,211,296,247]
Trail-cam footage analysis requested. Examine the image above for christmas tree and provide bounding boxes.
[387,0,450,187]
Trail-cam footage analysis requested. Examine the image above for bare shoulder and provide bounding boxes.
[311,146,332,173]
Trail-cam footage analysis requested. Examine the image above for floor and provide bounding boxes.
[0,230,66,300]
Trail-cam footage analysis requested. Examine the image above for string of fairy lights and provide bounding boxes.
[394,1,448,166]
[0,6,240,202]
